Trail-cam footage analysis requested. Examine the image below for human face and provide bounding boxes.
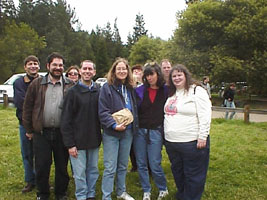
[146,71,158,88]
[171,70,186,89]
[115,62,128,81]
[47,58,64,79]
[133,68,143,77]
[80,62,96,83]
[67,69,79,82]
[24,60,40,77]
[161,61,172,78]
[133,68,143,81]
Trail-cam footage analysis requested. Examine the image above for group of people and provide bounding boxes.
[14,53,212,200]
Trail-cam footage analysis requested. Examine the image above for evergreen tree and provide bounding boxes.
[132,13,148,43]
[0,0,17,35]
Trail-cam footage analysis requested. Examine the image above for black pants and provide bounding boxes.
[33,128,69,198]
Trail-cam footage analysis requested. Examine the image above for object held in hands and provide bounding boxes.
[112,108,133,125]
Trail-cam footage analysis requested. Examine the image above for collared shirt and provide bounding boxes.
[78,80,94,90]
[43,76,63,128]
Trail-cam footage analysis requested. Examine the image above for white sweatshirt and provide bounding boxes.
[164,85,212,142]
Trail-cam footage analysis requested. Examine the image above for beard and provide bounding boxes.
[49,69,63,79]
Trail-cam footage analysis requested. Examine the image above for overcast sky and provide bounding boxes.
[14,0,187,43]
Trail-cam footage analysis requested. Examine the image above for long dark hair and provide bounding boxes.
[142,62,165,88]
[168,64,195,97]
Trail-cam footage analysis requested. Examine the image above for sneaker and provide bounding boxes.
[143,192,151,200]
[117,192,135,200]
[157,189,168,200]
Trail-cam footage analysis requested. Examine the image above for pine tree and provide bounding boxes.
[132,13,148,43]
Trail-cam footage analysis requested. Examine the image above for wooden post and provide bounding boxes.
[3,94,8,108]
[244,105,250,123]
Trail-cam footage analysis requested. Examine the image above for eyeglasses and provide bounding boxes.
[68,72,79,76]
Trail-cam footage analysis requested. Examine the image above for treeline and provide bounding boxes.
[0,0,266,95]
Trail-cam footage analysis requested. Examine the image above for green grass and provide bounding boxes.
[0,106,267,200]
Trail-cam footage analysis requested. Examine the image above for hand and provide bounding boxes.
[68,146,78,158]
[25,133,33,140]
[197,139,206,149]
[115,121,127,132]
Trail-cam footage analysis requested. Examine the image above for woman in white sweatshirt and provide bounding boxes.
[164,64,211,200]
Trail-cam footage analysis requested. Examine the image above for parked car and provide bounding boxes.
[95,77,107,87]
[0,72,47,103]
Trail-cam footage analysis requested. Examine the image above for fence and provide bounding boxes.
[212,105,267,123]
[2,94,267,123]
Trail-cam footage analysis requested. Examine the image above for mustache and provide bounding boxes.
[52,69,63,72]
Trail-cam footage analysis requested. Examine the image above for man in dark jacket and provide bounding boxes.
[223,82,236,119]
[13,55,40,193]
[23,52,74,200]
[61,60,101,200]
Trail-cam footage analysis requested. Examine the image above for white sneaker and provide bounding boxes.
[117,192,135,200]
[143,192,151,200]
[157,189,169,200]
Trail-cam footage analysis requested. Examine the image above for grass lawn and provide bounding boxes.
[0,106,266,200]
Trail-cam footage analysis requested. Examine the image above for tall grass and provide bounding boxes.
[0,106,266,200]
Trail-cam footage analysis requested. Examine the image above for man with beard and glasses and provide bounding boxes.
[23,52,75,200]
[13,55,40,193]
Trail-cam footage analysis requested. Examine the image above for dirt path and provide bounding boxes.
[212,111,267,122]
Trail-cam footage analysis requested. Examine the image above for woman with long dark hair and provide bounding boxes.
[135,62,168,200]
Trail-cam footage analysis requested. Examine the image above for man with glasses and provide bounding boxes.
[23,52,75,200]
[13,55,40,193]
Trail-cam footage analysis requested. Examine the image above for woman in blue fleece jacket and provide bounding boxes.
[98,58,138,200]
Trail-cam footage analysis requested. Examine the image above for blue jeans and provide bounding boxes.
[19,125,35,184]
[70,148,99,200]
[101,130,133,200]
[134,128,167,193]
[225,100,236,119]
[165,138,210,200]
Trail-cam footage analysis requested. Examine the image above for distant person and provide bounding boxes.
[98,58,138,200]
[135,62,168,200]
[132,64,143,88]
[223,83,236,119]
[160,59,172,85]
[23,52,74,200]
[65,65,80,82]
[61,60,102,200]
[201,76,211,99]
[13,55,40,193]
[164,64,211,200]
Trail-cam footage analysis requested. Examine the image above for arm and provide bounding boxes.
[194,86,212,148]
[22,80,36,134]
[60,89,77,150]
[13,78,25,110]
[98,84,126,131]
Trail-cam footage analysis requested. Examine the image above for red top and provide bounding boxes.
[147,87,158,103]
